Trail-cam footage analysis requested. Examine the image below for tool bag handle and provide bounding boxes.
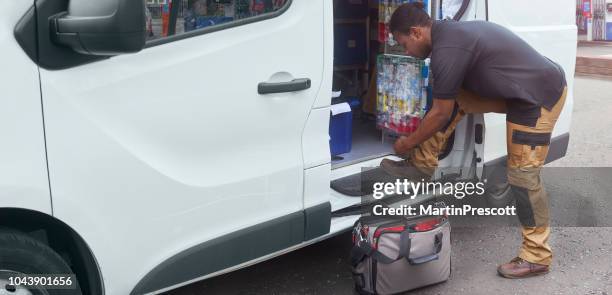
[350,230,443,266]
[400,231,444,265]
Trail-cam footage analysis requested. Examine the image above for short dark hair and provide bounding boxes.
[389,2,432,34]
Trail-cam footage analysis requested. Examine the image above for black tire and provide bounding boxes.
[0,229,82,295]
[485,182,514,208]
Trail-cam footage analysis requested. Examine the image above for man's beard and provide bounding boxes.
[415,45,432,59]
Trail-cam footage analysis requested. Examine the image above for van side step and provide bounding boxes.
[330,167,398,197]
[330,194,403,217]
[331,192,439,218]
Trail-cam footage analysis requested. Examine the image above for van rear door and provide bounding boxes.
[484,0,576,164]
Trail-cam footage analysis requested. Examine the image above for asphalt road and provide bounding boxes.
[169,76,612,295]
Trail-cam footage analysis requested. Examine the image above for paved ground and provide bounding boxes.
[169,77,612,295]
[576,44,612,77]
[550,76,612,167]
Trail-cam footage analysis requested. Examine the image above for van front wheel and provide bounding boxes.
[0,229,82,295]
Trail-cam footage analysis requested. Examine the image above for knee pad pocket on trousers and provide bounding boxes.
[507,168,541,191]
[509,184,536,227]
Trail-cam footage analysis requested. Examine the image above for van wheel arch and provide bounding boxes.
[0,208,104,295]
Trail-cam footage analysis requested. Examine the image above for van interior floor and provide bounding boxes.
[331,116,394,168]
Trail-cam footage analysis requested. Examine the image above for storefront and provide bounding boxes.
[577,0,612,41]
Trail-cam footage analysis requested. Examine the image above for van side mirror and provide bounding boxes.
[50,0,146,56]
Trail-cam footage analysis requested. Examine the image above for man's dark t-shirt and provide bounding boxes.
[430,20,566,124]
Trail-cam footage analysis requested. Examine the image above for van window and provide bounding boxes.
[145,0,289,41]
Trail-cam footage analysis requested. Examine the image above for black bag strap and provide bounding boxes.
[350,231,410,266]
[350,240,397,266]
[398,230,411,260]
[349,243,368,267]
[351,225,446,266]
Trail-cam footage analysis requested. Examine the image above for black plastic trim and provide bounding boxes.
[144,0,293,49]
[131,210,303,294]
[546,133,570,163]
[0,208,104,295]
[475,124,483,144]
[131,201,331,295]
[35,0,107,70]
[14,5,38,65]
[258,78,311,94]
[304,202,331,240]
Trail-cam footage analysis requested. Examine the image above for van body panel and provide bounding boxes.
[131,210,306,294]
[302,107,331,169]
[38,1,324,293]
[304,164,331,209]
[312,0,334,109]
[144,213,359,295]
[0,2,51,214]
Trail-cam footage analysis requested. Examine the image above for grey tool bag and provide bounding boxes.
[350,215,451,295]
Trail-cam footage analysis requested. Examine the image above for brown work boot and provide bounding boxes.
[379,158,429,180]
[497,257,549,279]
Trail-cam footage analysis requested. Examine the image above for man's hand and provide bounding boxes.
[392,98,456,156]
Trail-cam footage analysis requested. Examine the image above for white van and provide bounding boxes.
[0,0,575,294]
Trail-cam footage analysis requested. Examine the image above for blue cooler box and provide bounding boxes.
[330,103,353,156]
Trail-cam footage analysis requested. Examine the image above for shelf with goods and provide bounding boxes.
[374,0,432,137]
[377,0,429,54]
[376,54,429,136]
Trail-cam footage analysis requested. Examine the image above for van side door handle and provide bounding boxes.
[258,78,311,95]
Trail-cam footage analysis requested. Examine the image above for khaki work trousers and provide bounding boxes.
[406,87,567,266]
